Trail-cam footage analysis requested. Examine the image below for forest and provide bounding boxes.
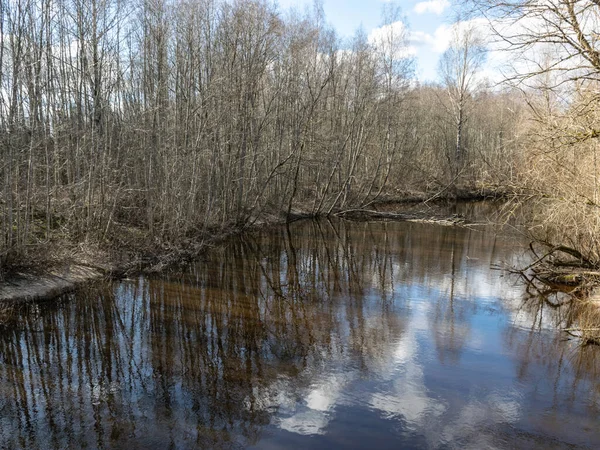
[0,0,598,281]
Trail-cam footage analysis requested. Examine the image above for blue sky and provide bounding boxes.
[275,0,455,82]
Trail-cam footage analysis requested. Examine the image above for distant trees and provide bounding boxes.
[0,0,522,275]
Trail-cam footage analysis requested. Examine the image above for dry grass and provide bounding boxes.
[510,89,600,268]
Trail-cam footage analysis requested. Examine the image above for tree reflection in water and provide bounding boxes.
[1,218,600,449]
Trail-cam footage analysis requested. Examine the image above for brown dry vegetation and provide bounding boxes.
[0,0,523,281]
[517,89,600,266]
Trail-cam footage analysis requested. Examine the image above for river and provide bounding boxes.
[1,214,600,449]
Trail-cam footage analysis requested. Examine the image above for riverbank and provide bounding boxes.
[0,193,501,305]
[0,218,286,305]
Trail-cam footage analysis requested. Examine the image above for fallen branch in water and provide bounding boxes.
[335,209,466,225]
[563,327,600,332]
[562,328,600,346]
[510,240,600,290]
[510,263,600,345]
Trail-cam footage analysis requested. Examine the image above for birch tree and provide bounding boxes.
[438,22,486,186]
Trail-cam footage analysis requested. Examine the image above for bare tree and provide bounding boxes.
[0,0,524,277]
[438,21,486,187]
[472,0,600,137]
[469,0,600,266]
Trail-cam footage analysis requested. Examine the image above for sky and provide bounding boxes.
[275,0,457,82]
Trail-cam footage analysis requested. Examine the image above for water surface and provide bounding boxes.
[1,218,600,449]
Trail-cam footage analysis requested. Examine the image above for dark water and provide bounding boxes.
[2,217,600,449]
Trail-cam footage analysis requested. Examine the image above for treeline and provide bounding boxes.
[0,0,521,274]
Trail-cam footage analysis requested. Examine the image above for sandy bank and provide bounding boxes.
[0,265,104,303]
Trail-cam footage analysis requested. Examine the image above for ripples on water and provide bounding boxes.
[1,217,600,449]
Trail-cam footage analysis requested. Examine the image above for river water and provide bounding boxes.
[1,215,600,449]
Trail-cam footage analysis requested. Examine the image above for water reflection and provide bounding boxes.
[1,219,600,449]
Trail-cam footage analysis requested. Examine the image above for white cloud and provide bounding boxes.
[368,21,416,59]
[410,18,491,55]
[408,17,512,82]
[410,26,451,54]
[414,0,451,15]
